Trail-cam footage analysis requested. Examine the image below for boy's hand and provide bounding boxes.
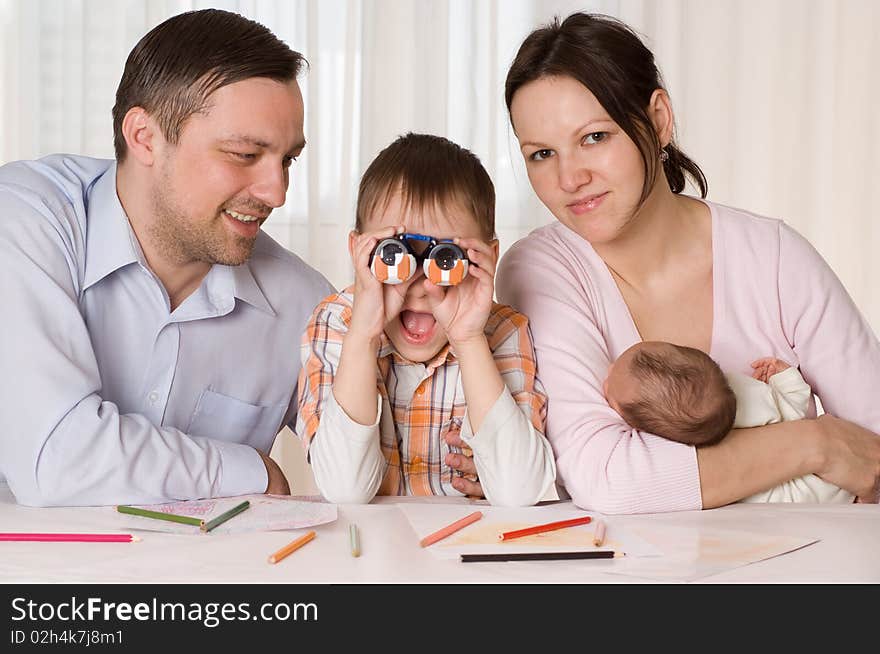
[348,225,405,343]
[443,430,484,499]
[750,357,791,383]
[423,238,497,347]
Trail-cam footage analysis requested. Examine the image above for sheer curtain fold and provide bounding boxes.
[2,0,878,489]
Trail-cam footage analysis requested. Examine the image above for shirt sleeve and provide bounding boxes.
[0,190,266,507]
[777,223,880,433]
[293,300,386,503]
[458,315,556,506]
[767,366,812,422]
[496,234,702,514]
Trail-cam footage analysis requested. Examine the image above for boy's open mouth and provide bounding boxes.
[399,310,437,345]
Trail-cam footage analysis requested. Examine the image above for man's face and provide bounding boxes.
[149,77,305,266]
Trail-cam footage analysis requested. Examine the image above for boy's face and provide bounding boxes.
[364,191,487,363]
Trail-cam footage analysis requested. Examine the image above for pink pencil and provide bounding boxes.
[420,511,483,547]
[0,533,140,543]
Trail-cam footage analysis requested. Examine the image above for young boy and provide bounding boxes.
[294,133,556,506]
[604,341,853,503]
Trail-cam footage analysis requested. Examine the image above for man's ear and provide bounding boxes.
[647,89,674,148]
[120,107,161,166]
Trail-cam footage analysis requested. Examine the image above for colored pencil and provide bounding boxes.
[419,510,483,548]
[201,500,250,532]
[117,505,202,527]
[0,533,140,543]
[461,551,623,563]
[350,524,361,557]
[268,531,316,564]
[592,520,606,547]
[497,515,592,541]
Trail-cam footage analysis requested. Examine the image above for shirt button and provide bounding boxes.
[148,391,159,404]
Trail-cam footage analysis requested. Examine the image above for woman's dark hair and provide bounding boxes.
[505,12,707,202]
[112,9,306,162]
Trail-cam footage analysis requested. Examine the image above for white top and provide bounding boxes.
[727,368,854,503]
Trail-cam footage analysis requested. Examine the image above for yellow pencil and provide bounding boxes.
[267,531,316,564]
[592,520,606,547]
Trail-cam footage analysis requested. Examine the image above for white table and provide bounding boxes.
[1,485,877,583]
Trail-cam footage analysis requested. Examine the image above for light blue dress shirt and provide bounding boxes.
[0,155,334,506]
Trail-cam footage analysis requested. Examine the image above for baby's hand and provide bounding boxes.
[750,357,791,383]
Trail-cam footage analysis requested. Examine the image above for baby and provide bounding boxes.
[604,341,853,503]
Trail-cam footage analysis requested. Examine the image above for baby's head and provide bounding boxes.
[604,341,736,446]
[354,132,496,363]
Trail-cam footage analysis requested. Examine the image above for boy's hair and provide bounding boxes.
[619,344,736,447]
[112,9,306,162]
[356,133,495,240]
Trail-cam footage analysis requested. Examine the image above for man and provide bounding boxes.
[0,9,334,506]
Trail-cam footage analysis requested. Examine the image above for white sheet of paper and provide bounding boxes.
[604,523,819,582]
[114,494,337,535]
[397,503,662,560]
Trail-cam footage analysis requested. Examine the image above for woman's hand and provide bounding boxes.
[814,414,880,502]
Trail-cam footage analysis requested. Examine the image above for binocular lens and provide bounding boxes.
[430,244,461,270]
[379,242,404,265]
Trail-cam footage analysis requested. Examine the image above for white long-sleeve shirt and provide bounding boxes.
[295,291,557,506]
[727,368,854,503]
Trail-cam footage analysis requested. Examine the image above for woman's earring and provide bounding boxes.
[659,147,669,163]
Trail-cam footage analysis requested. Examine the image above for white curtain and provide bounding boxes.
[3,0,878,489]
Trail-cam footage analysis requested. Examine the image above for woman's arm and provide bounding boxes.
[497,233,702,515]
[774,223,880,501]
[697,420,823,508]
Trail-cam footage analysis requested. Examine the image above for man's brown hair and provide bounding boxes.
[619,344,736,447]
[112,9,306,162]
[356,133,495,240]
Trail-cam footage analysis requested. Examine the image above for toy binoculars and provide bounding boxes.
[370,233,469,286]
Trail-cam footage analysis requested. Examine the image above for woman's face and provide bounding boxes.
[510,75,646,245]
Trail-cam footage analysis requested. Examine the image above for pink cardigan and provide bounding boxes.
[496,200,880,514]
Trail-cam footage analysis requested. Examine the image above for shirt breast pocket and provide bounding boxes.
[187,389,287,452]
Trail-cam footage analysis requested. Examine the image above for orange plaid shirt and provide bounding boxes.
[295,288,548,497]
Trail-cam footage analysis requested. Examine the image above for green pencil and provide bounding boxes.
[201,500,251,533]
[117,504,202,527]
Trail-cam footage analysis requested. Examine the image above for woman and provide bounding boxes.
[495,12,880,514]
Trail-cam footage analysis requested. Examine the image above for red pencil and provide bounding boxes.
[497,516,592,541]
[0,533,140,543]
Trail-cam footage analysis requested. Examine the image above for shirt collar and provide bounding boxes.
[379,334,456,372]
[212,256,276,316]
[82,162,138,291]
[83,163,274,315]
